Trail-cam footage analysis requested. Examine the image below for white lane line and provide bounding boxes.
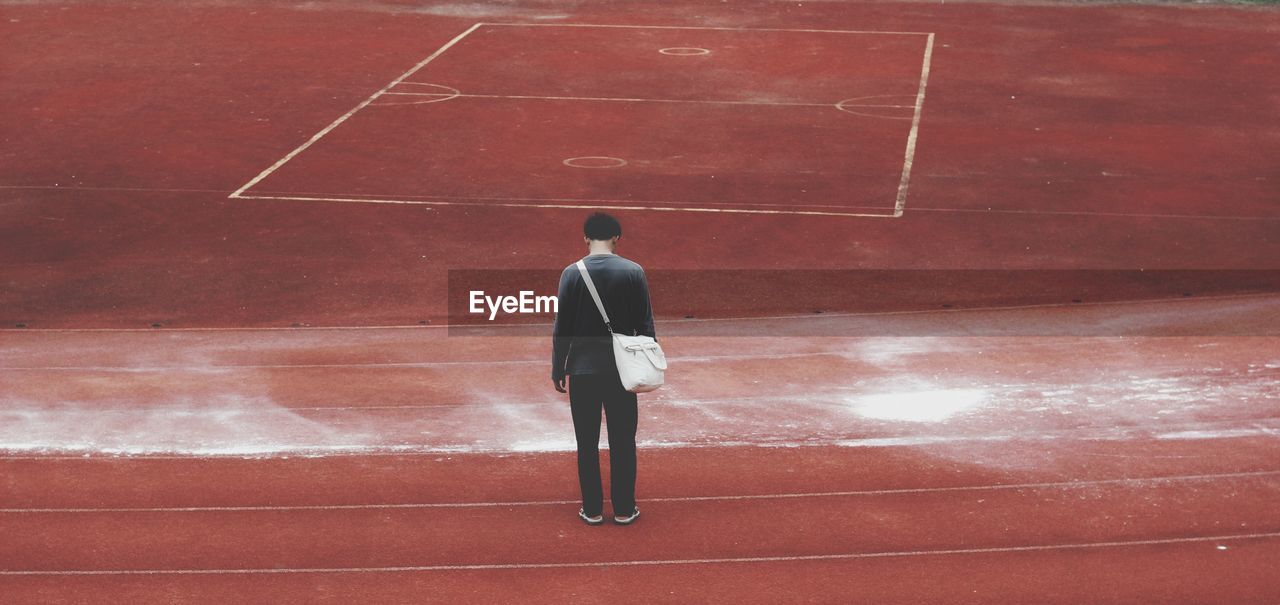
[0,185,233,194]
[909,205,1280,221]
[481,22,933,36]
[2,292,1274,335]
[893,32,934,217]
[227,23,484,199]
[3,470,1276,514]
[2,420,1278,459]
[234,193,899,218]
[838,104,915,109]
[0,351,845,371]
[0,324,449,333]
[2,532,1276,575]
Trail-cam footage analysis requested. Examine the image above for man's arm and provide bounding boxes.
[636,268,656,339]
[551,267,576,387]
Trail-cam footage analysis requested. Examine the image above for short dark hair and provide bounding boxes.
[583,212,622,240]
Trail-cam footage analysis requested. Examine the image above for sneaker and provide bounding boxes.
[579,509,604,526]
[613,507,640,525]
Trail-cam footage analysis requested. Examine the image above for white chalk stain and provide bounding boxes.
[1157,429,1272,441]
[5,330,1279,457]
[850,388,988,423]
[0,395,369,456]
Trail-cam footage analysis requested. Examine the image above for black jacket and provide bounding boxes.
[552,253,655,379]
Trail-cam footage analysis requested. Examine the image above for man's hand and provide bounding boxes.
[553,376,567,394]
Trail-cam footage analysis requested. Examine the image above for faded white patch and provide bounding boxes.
[5,332,1278,457]
[0,395,368,456]
[1156,429,1272,441]
[845,337,954,366]
[850,388,988,423]
[832,434,1015,448]
[292,0,571,19]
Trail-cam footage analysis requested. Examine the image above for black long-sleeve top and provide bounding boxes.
[551,253,656,380]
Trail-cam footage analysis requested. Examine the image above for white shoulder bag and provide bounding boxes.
[576,260,666,393]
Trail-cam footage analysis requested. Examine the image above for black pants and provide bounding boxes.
[569,372,638,517]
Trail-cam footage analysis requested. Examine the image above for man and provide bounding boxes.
[552,212,655,526]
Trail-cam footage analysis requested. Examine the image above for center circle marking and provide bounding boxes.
[563,156,628,169]
[659,47,711,56]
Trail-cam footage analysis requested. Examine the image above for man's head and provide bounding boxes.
[583,212,622,251]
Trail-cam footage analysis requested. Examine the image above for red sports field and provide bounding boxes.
[2,0,1278,602]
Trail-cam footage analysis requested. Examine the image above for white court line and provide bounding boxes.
[1,291,1275,334]
[234,193,899,218]
[230,22,924,217]
[894,33,934,218]
[10,183,1274,221]
[383,90,835,108]
[239,187,1280,219]
[4,469,1276,514]
[2,532,1277,575]
[254,188,891,210]
[224,24,1275,223]
[227,23,484,199]
[481,22,932,36]
[340,192,1275,219]
[382,90,919,113]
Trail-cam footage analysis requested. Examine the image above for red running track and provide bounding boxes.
[2,301,1279,601]
[2,447,1280,602]
[2,0,1279,602]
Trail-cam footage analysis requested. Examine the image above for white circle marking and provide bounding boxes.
[563,156,628,169]
[659,47,711,56]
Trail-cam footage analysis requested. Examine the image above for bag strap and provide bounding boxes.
[575,260,612,333]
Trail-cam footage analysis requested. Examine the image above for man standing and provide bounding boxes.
[552,212,655,526]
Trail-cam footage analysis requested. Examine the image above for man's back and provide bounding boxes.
[552,253,655,378]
